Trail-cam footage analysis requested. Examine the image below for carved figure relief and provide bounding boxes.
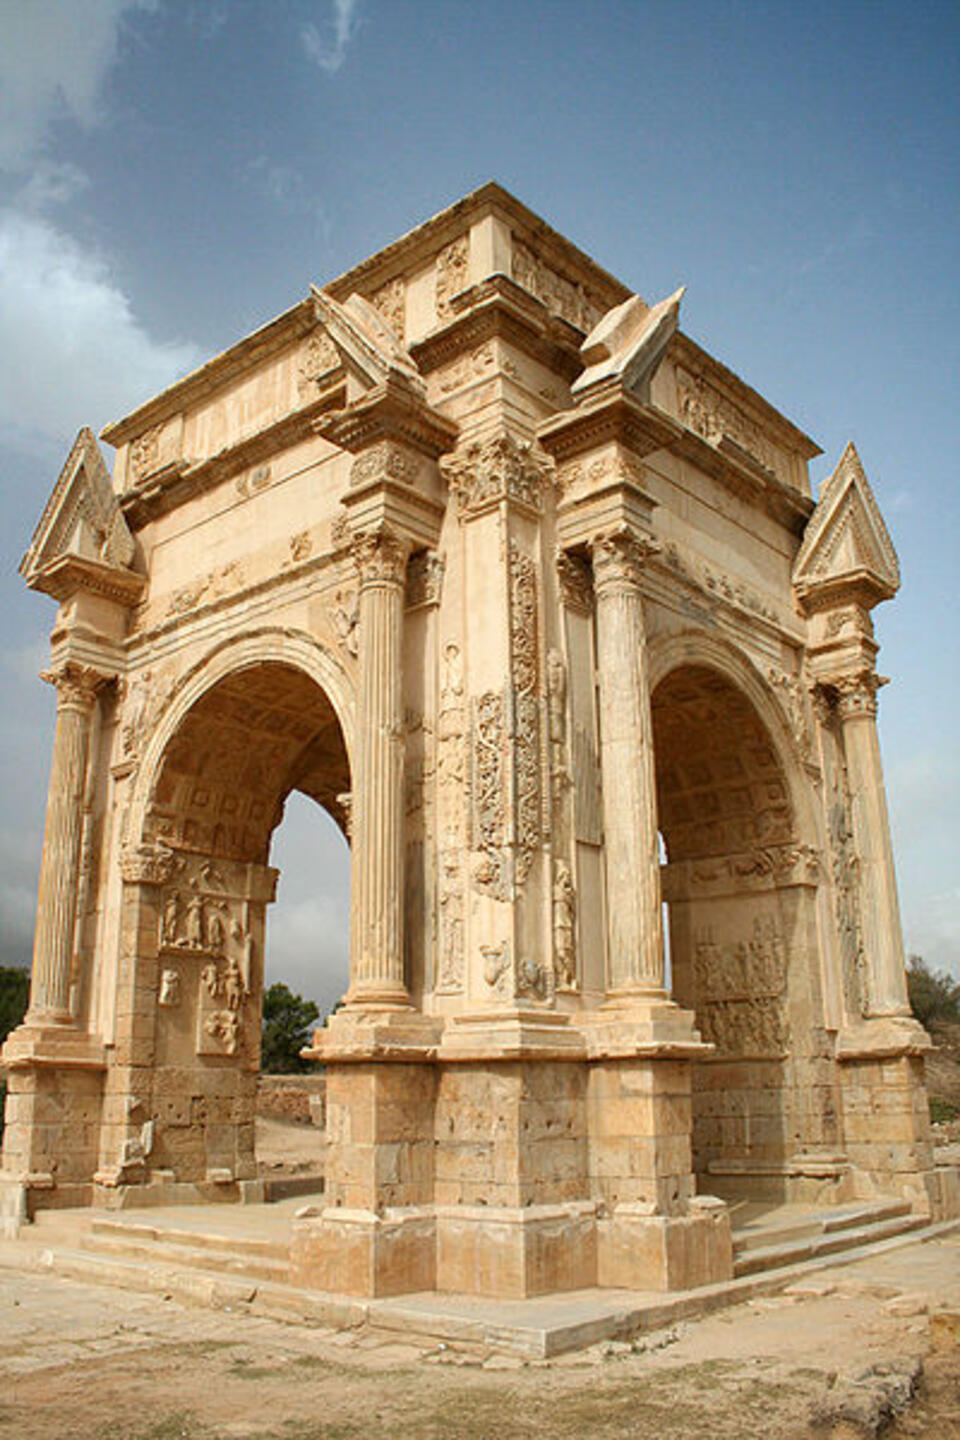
[435,235,469,318]
[553,860,577,991]
[331,588,359,656]
[556,551,594,615]
[166,561,245,619]
[511,239,602,332]
[768,665,814,761]
[693,916,788,1056]
[437,850,464,993]
[122,668,173,760]
[676,367,781,477]
[158,968,181,1007]
[371,276,405,339]
[481,941,511,998]
[129,425,163,483]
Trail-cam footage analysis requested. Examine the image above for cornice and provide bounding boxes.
[668,425,814,533]
[101,296,319,447]
[539,387,682,464]
[26,554,146,607]
[410,274,585,382]
[317,376,458,459]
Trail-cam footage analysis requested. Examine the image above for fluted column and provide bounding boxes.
[27,664,104,1023]
[347,529,411,1007]
[834,671,911,1017]
[591,531,665,996]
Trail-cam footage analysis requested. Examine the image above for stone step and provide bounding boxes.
[734,1212,927,1278]
[88,1217,291,1262]
[80,1229,292,1284]
[732,1200,912,1256]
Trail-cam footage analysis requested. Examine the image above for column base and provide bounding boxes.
[291,1206,436,1296]
[597,1196,733,1291]
[435,1201,598,1297]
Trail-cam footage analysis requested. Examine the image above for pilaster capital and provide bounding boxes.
[440,428,553,518]
[588,528,660,596]
[41,663,111,713]
[351,527,411,589]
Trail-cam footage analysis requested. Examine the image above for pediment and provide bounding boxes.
[20,428,140,602]
[310,287,424,399]
[793,441,899,606]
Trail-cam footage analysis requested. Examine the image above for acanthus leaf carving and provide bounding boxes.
[441,430,553,517]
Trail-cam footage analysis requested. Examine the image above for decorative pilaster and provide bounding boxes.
[832,670,910,1018]
[27,665,106,1023]
[347,529,412,1007]
[590,531,664,997]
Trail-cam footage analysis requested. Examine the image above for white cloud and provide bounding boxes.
[0,207,201,444]
[0,0,155,172]
[300,0,360,74]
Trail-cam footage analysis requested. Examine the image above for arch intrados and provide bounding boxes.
[648,630,818,851]
[127,628,356,854]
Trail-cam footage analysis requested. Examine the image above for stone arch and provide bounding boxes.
[648,630,839,1202]
[126,627,357,854]
[107,630,356,1192]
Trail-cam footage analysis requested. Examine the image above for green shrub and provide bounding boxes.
[907,956,960,1028]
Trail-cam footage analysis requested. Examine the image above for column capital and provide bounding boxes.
[350,528,411,589]
[830,670,887,722]
[40,663,110,713]
[588,528,661,595]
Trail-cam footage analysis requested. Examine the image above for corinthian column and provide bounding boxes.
[591,531,665,997]
[347,529,412,1007]
[834,671,911,1017]
[27,665,104,1023]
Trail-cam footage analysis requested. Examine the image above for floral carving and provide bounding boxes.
[829,766,867,1018]
[556,551,594,614]
[350,441,420,489]
[297,330,339,398]
[472,691,508,900]
[351,529,410,587]
[441,431,553,517]
[405,551,445,610]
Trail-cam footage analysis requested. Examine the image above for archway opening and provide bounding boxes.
[652,663,806,1202]
[142,660,350,1190]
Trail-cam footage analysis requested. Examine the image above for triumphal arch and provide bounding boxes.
[3,184,953,1298]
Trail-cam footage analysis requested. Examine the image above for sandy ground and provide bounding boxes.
[255,1115,326,1177]
[1,1231,959,1439]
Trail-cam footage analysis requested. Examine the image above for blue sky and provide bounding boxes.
[1,0,958,1012]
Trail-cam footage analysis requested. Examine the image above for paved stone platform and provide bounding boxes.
[2,1198,958,1357]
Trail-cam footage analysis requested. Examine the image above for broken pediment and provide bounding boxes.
[309,287,424,401]
[792,441,900,610]
[572,286,684,402]
[20,428,142,604]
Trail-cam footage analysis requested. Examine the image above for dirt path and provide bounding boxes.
[1,1233,959,1439]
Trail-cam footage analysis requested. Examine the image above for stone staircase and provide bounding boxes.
[731,1198,927,1278]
